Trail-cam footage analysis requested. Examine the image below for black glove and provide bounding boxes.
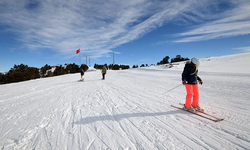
[198,80,203,85]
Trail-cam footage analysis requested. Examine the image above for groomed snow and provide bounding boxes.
[0,52,250,150]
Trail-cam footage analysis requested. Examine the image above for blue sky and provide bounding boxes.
[0,0,250,72]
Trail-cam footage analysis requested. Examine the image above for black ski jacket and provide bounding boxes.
[182,62,202,84]
[80,70,84,76]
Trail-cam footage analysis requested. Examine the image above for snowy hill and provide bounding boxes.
[0,53,250,150]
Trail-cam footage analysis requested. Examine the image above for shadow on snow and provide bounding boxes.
[74,110,182,125]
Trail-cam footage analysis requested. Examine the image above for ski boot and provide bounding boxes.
[183,106,196,112]
[193,106,204,112]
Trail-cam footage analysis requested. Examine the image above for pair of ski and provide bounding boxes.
[171,103,224,122]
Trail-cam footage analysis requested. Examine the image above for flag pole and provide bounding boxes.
[89,56,90,67]
[86,56,88,65]
[79,52,81,66]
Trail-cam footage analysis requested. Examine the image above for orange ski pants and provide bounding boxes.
[185,84,199,108]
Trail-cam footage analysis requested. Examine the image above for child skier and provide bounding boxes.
[80,68,84,81]
[182,57,203,112]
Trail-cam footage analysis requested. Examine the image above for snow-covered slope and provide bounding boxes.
[200,52,250,74]
[0,53,250,150]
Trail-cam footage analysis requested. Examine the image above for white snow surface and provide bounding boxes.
[1,53,250,150]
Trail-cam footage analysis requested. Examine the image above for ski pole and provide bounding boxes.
[162,84,182,95]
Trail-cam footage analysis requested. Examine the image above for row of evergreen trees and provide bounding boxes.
[1,64,40,84]
[0,55,189,84]
[132,55,189,68]
[0,63,89,84]
[94,64,130,70]
[157,55,189,65]
[93,55,189,71]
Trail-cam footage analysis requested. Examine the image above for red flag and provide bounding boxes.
[76,49,80,54]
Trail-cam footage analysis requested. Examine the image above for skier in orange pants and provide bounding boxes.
[182,57,203,111]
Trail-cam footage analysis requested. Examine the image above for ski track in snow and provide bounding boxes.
[1,54,250,150]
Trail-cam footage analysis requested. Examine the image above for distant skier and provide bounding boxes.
[182,57,203,112]
[80,68,84,81]
[102,66,107,80]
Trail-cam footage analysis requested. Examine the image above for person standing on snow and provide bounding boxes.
[102,65,107,80]
[80,68,84,81]
[182,57,203,112]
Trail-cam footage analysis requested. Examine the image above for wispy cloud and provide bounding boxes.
[173,0,250,43]
[0,0,197,59]
[1,0,249,59]
[234,46,250,52]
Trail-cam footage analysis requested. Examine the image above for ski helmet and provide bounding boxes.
[191,57,200,66]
